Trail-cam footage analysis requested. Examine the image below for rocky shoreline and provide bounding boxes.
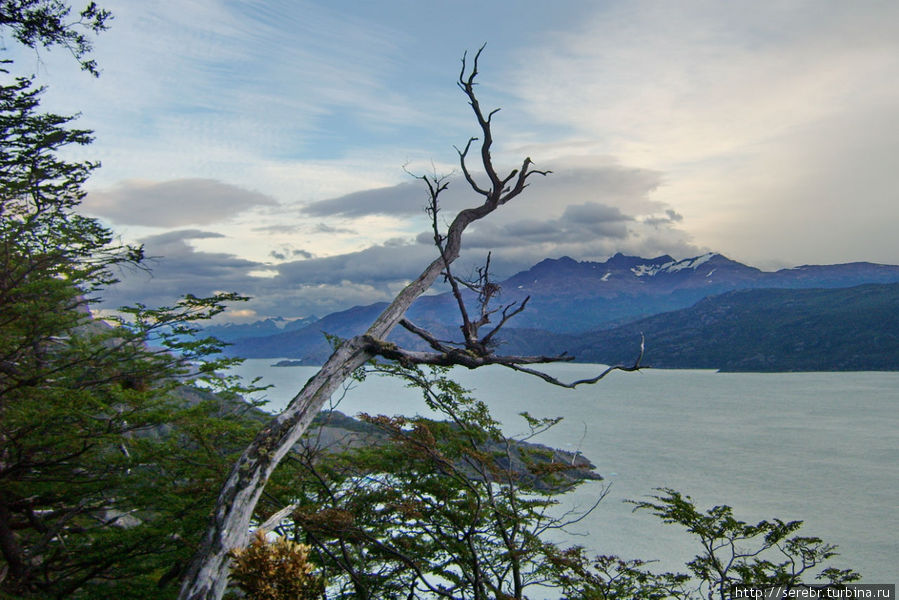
[302,409,602,490]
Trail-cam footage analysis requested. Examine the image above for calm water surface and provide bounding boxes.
[231,361,899,583]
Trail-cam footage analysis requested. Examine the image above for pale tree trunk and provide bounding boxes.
[177,339,368,599]
[178,47,585,600]
[179,248,468,599]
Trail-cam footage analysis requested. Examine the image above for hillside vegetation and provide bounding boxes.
[569,283,899,371]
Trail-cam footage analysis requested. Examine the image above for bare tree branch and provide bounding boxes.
[258,504,299,532]
[399,318,456,354]
[362,335,576,370]
[455,137,490,197]
[179,49,625,600]
[502,334,645,389]
[479,296,530,349]
[362,334,646,388]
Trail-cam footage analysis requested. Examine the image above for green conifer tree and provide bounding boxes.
[0,58,265,600]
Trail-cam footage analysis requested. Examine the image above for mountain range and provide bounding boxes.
[216,253,899,371]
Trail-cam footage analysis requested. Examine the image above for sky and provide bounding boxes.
[8,0,899,321]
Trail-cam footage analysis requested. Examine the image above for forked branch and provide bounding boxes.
[503,334,646,389]
[397,48,642,385]
[179,49,637,600]
[375,329,645,389]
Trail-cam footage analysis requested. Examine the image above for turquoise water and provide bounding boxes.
[231,361,899,584]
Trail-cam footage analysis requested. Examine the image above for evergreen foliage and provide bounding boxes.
[0,63,264,599]
[0,0,111,75]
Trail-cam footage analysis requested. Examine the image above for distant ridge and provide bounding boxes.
[201,315,319,341]
[223,303,387,362]
[221,253,899,370]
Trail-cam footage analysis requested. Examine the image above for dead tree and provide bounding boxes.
[178,47,643,600]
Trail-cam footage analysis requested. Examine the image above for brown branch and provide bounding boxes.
[363,335,573,370]
[474,253,498,321]
[444,255,502,329]
[479,296,530,349]
[365,332,645,390]
[398,318,455,354]
[445,273,483,295]
[499,158,551,205]
[423,181,476,347]
[439,251,511,355]
[458,45,501,193]
[258,504,299,532]
[455,137,490,197]
[457,45,551,204]
[503,334,646,389]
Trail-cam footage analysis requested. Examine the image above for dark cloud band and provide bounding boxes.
[84,179,278,227]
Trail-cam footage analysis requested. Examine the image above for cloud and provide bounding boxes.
[254,224,305,234]
[102,232,434,319]
[90,3,899,318]
[142,229,225,246]
[302,160,665,220]
[305,159,683,263]
[103,229,266,309]
[506,2,899,267]
[302,181,427,217]
[253,222,358,236]
[443,202,631,253]
[269,246,314,261]
[311,223,357,235]
[643,209,684,227]
[86,155,705,320]
[276,241,435,287]
[561,203,631,224]
[511,3,897,163]
[84,179,278,227]
[22,1,899,277]
[449,210,697,277]
[99,196,701,320]
[245,158,701,315]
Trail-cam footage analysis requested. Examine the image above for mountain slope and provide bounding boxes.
[566,283,899,371]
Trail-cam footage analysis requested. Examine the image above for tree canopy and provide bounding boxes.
[0,0,110,75]
[0,12,269,595]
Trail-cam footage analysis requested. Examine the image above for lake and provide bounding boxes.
[230,360,899,584]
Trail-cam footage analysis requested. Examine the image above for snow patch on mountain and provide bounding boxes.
[630,263,669,277]
[631,253,718,277]
[668,252,716,272]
